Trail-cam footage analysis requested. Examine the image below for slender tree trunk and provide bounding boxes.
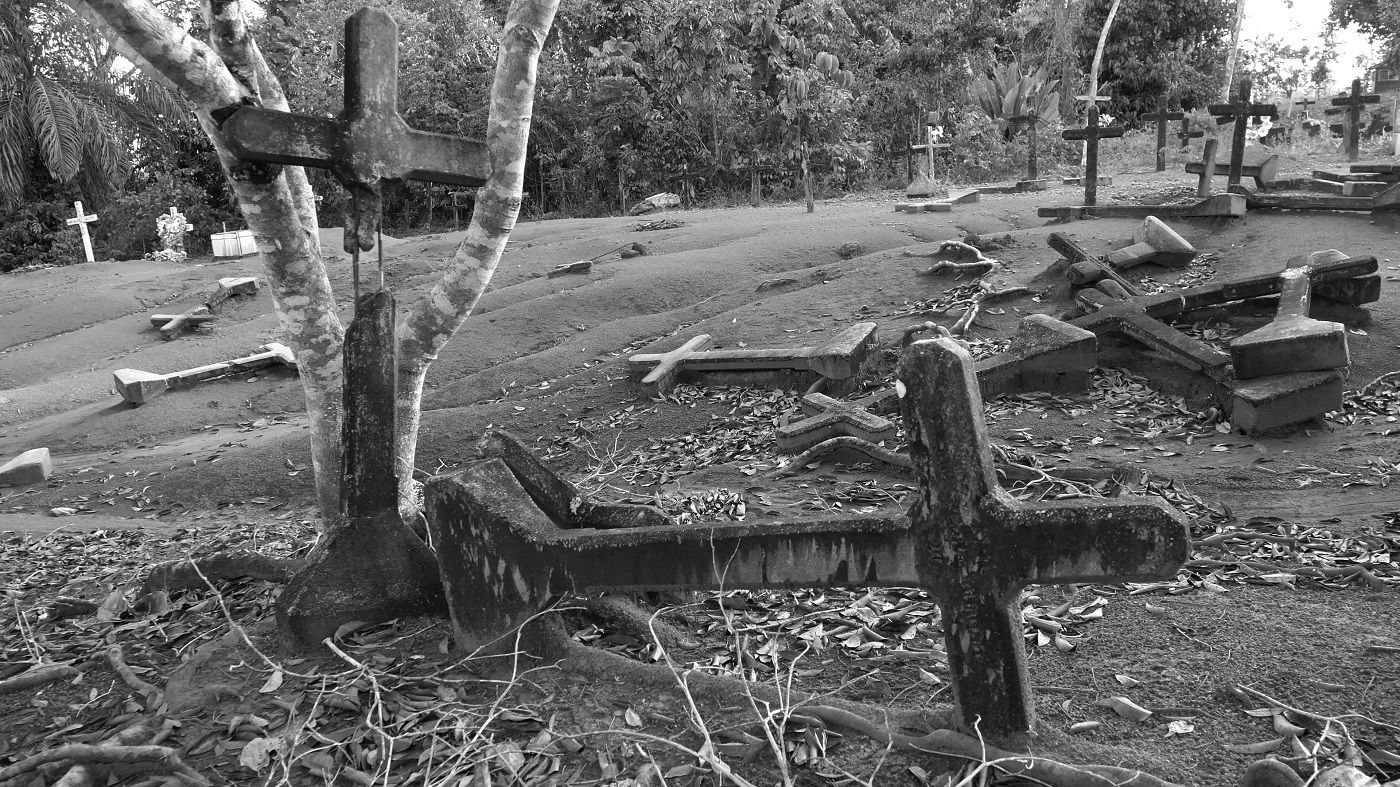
[68,0,345,518]
[394,0,559,524]
[1222,0,1246,100]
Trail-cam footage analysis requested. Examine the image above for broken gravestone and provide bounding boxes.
[0,448,52,487]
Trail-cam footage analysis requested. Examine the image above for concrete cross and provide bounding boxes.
[65,201,98,263]
[427,339,1191,741]
[1144,99,1185,172]
[1331,78,1381,162]
[221,7,489,252]
[1207,79,1278,190]
[775,390,896,452]
[1061,106,1124,206]
[1177,116,1204,150]
[1008,110,1042,182]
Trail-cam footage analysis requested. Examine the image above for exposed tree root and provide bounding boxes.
[0,743,209,787]
[576,595,702,651]
[775,436,912,476]
[51,725,154,787]
[529,608,1184,787]
[47,597,100,620]
[105,634,160,699]
[791,706,1185,787]
[0,663,77,694]
[140,550,304,595]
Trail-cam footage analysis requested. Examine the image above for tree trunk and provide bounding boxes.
[68,0,345,518]
[1222,0,1246,100]
[394,0,559,525]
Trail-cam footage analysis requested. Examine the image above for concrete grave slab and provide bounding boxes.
[1229,265,1349,380]
[204,276,259,312]
[1232,370,1345,434]
[976,315,1097,397]
[427,338,1190,741]
[0,448,52,487]
[1038,193,1245,221]
[1103,217,1196,269]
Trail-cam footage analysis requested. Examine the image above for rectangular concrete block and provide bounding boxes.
[1017,179,1049,191]
[975,315,1096,397]
[1343,181,1391,198]
[0,448,51,487]
[1231,371,1344,434]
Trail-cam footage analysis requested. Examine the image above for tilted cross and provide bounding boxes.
[1144,98,1185,172]
[909,124,952,181]
[1177,116,1203,149]
[1061,106,1124,206]
[1207,79,1277,190]
[1008,110,1042,181]
[1331,78,1381,162]
[221,7,490,252]
[427,338,1191,740]
[65,201,99,264]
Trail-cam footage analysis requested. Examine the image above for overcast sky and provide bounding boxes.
[1242,0,1378,90]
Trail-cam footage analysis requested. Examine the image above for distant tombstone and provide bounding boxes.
[154,206,194,263]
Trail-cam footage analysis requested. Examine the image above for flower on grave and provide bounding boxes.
[155,208,194,262]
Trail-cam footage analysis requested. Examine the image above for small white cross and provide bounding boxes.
[65,200,99,263]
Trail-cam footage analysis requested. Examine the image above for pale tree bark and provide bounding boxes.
[1222,0,1246,100]
[394,0,559,524]
[65,0,560,529]
[65,0,345,518]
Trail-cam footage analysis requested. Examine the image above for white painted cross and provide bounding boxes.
[65,200,98,263]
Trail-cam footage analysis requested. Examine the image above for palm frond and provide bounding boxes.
[0,93,32,206]
[26,75,84,182]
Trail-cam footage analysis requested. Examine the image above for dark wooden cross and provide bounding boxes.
[1009,110,1042,181]
[1331,78,1381,161]
[221,7,490,252]
[1207,79,1278,190]
[428,339,1191,741]
[1177,116,1204,149]
[1061,106,1124,206]
[1144,99,1185,172]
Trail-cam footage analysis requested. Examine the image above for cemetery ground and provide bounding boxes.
[2,153,1400,787]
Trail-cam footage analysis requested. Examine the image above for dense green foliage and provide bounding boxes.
[1331,0,1399,67]
[2,0,1272,270]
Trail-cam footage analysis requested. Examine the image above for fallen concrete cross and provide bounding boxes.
[1102,217,1196,269]
[0,448,51,487]
[152,306,213,340]
[1229,262,1349,379]
[427,337,1191,741]
[1185,151,1280,191]
[113,343,298,405]
[628,322,878,399]
[1071,253,1378,432]
[1047,232,1144,296]
[204,276,259,312]
[894,189,979,213]
[776,390,896,453]
[1038,193,1245,221]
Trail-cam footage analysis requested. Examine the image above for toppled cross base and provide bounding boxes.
[629,323,877,399]
[427,338,1191,742]
[0,448,51,487]
[114,344,298,405]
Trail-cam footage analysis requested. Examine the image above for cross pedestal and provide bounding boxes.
[1145,100,1185,172]
[221,8,490,252]
[1331,79,1381,162]
[1207,79,1278,189]
[65,201,98,263]
[1061,107,1124,206]
[426,339,1191,742]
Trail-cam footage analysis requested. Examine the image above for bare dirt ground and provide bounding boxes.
[2,146,1400,787]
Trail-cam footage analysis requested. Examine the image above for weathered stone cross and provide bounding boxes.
[907,121,952,198]
[1061,106,1123,206]
[1207,79,1277,190]
[1008,110,1043,185]
[426,338,1191,741]
[1331,78,1381,162]
[1177,115,1203,150]
[65,201,98,264]
[221,7,489,251]
[1144,99,1184,172]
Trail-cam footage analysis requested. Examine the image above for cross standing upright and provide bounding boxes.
[1207,79,1277,190]
[220,7,490,253]
[1331,78,1381,162]
[1144,99,1185,172]
[65,201,98,264]
[1061,106,1124,206]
